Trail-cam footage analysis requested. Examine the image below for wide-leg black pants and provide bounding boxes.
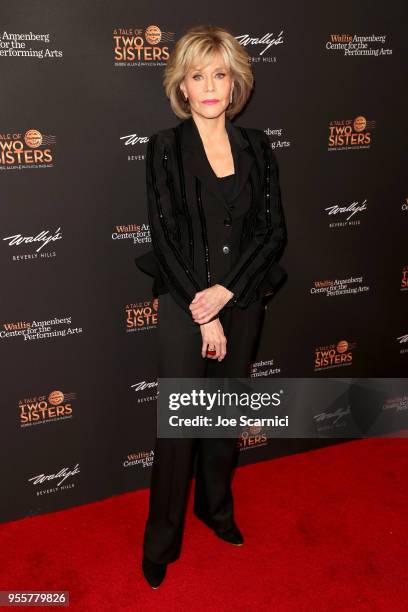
[143,292,265,564]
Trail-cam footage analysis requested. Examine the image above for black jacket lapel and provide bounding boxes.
[176,116,255,213]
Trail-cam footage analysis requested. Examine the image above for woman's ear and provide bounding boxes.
[179,81,187,100]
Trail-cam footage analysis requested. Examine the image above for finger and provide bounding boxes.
[191,299,211,313]
[205,343,217,359]
[195,309,217,324]
[196,316,209,324]
[191,304,206,318]
[195,313,209,324]
[191,292,203,304]
[206,342,218,359]
[201,341,208,359]
[193,293,206,306]
[218,339,227,361]
[210,341,219,360]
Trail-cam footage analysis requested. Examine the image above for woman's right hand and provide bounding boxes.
[200,318,227,361]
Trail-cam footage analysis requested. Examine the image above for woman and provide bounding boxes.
[135,24,288,588]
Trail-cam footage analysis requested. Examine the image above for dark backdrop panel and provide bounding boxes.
[0,1,406,522]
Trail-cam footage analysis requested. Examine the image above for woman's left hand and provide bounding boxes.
[189,284,234,324]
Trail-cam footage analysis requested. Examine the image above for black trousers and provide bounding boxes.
[143,292,265,564]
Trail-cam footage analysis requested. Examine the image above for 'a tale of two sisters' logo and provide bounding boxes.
[19,389,76,427]
[0,129,56,170]
[113,25,175,65]
[315,339,357,371]
[328,116,376,151]
[126,299,158,332]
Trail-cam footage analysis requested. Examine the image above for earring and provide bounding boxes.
[230,88,233,104]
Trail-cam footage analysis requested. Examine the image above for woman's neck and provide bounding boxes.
[191,112,228,146]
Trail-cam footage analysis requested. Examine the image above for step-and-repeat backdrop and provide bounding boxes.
[1,2,406,522]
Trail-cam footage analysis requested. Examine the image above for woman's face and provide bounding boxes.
[179,51,234,120]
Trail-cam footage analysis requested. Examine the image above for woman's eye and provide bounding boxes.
[192,73,226,80]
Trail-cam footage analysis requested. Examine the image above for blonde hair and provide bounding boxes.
[163,25,254,119]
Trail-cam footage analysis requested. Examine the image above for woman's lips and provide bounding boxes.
[202,99,219,105]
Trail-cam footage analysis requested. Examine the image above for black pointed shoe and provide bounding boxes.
[142,554,167,588]
[214,523,244,546]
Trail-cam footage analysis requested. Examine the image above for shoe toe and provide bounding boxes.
[142,555,167,588]
[214,524,244,545]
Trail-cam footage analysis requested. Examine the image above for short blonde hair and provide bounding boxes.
[163,25,254,119]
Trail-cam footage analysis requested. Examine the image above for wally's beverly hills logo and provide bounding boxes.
[19,389,76,428]
[126,299,158,332]
[3,226,62,261]
[397,333,408,355]
[0,129,56,170]
[113,26,175,66]
[235,31,284,61]
[131,380,158,404]
[28,463,80,496]
[120,131,149,162]
[328,116,376,151]
[325,198,368,228]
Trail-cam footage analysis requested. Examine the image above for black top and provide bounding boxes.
[217,172,236,202]
[152,172,237,298]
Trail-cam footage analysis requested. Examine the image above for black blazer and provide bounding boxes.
[135,116,288,316]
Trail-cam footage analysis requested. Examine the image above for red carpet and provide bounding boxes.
[0,437,407,611]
